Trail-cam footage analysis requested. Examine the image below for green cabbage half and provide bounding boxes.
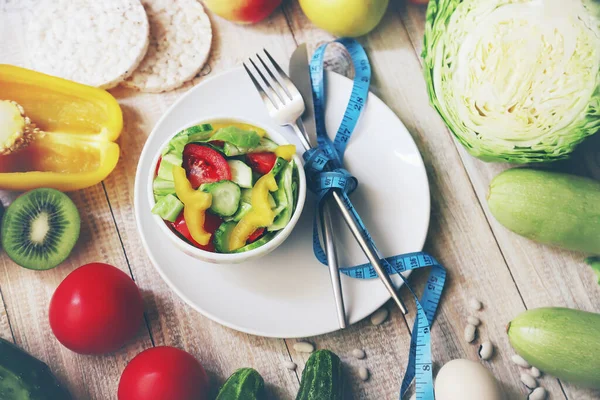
[423,0,600,163]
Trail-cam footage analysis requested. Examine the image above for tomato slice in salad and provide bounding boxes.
[183,144,231,189]
[248,228,266,244]
[171,211,222,251]
[247,152,276,175]
[155,156,162,177]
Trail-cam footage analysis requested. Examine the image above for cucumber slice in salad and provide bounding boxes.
[200,181,241,217]
[270,157,288,177]
[232,233,276,253]
[240,188,276,209]
[214,221,237,253]
[228,160,253,188]
[151,194,183,222]
[268,161,295,232]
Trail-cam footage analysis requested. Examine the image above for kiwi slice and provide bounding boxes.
[1,188,80,270]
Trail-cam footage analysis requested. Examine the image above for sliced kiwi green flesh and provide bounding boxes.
[1,188,80,270]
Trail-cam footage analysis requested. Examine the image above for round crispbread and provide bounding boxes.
[122,0,212,93]
[26,0,149,89]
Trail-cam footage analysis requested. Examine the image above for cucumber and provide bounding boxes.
[508,307,600,389]
[214,221,237,253]
[296,350,344,400]
[228,160,253,189]
[0,337,72,399]
[216,368,265,400]
[488,169,600,254]
[232,233,275,253]
[240,188,276,208]
[270,157,288,177]
[151,194,183,222]
[269,161,294,232]
[200,181,241,217]
[152,178,175,198]
[229,202,252,222]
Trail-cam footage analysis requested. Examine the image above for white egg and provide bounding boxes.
[435,359,504,400]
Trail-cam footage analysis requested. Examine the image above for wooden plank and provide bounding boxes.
[101,8,302,400]
[399,2,600,399]
[282,2,569,399]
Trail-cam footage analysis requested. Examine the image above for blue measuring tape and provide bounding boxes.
[303,38,447,400]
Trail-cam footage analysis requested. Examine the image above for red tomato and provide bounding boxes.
[183,144,231,189]
[248,228,266,243]
[247,152,277,175]
[171,211,222,252]
[49,263,144,354]
[118,347,209,400]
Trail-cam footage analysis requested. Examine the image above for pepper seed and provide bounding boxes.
[352,348,366,360]
[370,307,389,326]
[358,366,370,381]
[283,361,297,371]
[528,387,547,400]
[293,341,314,353]
[511,354,531,368]
[469,298,483,311]
[530,367,542,378]
[467,316,481,326]
[520,373,538,390]
[478,341,494,360]
[463,324,477,343]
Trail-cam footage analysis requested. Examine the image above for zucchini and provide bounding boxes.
[487,169,600,254]
[296,350,344,400]
[200,181,241,217]
[214,221,237,253]
[216,368,265,400]
[508,307,600,389]
[0,337,72,399]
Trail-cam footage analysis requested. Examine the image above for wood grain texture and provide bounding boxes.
[1,0,599,399]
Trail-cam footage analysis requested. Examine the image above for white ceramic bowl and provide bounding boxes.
[147,117,307,264]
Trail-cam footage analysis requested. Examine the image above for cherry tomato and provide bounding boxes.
[118,347,209,400]
[247,152,277,175]
[49,263,144,354]
[171,211,222,252]
[155,156,162,177]
[248,228,266,243]
[183,144,231,189]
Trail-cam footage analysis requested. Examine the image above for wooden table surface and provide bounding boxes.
[1,1,599,399]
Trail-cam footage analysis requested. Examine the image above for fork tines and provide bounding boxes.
[243,49,300,111]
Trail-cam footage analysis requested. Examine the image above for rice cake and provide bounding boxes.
[26,0,150,89]
[122,0,213,93]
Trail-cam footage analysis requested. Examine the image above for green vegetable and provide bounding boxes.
[586,257,600,284]
[151,194,184,222]
[487,169,600,254]
[296,350,344,400]
[231,232,276,253]
[216,368,265,400]
[214,221,237,253]
[228,160,253,189]
[0,337,72,399]
[269,161,294,232]
[224,138,279,157]
[508,307,600,389]
[270,157,288,177]
[210,126,261,149]
[423,0,600,163]
[200,181,241,217]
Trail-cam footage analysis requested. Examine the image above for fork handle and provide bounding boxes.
[290,121,312,150]
[329,189,409,315]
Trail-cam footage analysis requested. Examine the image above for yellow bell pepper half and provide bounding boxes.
[0,64,122,191]
[172,166,213,246]
[229,173,278,251]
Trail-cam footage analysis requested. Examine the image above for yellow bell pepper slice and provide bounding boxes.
[275,144,296,161]
[172,166,212,246]
[0,64,122,191]
[229,173,278,251]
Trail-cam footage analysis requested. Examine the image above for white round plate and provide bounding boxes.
[134,67,430,338]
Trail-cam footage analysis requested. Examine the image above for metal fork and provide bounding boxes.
[244,50,409,318]
[243,52,347,329]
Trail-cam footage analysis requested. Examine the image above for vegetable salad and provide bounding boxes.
[152,121,299,253]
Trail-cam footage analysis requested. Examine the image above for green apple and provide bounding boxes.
[203,0,282,24]
[299,0,389,37]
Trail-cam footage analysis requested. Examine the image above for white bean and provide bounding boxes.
[467,316,481,326]
[528,387,547,400]
[511,354,531,368]
[530,367,542,378]
[352,348,366,359]
[358,366,370,381]
[293,342,314,353]
[469,297,483,311]
[283,361,297,371]
[520,373,538,390]
[478,341,494,360]
[370,307,389,326]
[464,324,477,343]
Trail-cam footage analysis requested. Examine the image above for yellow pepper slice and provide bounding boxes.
[172,166,212,246]
[229,173,278,251]
[275,144,296,161]
[0,64,122,191]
